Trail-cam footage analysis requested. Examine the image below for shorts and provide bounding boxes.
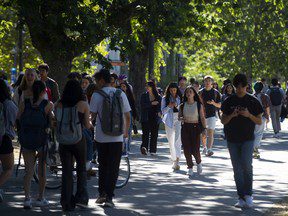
[206,117,216,130]
[22,144,47,154]
[0,135,14,154]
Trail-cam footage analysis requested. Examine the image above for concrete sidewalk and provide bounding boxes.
[0,120,288,215]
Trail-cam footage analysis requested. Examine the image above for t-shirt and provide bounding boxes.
[221,94,263,143]
[199,88,221,118]
[90,87,131,143]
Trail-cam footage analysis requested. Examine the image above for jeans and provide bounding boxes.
[59,137,88,210]
[254,117,266,148]
[270,105,281,134]
[96,142,122,199]
[227,140,254,199]
[141,120,159,153]
[83,128,93,161]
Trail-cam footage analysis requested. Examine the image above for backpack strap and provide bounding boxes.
[97,89,110,99]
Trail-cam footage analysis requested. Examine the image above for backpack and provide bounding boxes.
[0,102,6,145]
[97,89,124,136]
[56,106,82,144]
[269,87,282,106]
[19,99,49,150]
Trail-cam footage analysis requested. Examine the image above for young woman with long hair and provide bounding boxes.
[0,79,18,202]
[18,80,54,209]
[161,82,182,170]
[179,86,206,176]
[140,81,162,155]
[120,81,139,152]
[55,79,91,211]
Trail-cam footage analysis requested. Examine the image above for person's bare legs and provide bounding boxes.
[207,129,215,156]
[23,151,36,199]
[201,133,207,154]
[0,153,14,186]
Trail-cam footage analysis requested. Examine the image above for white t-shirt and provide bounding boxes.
[90,87,131,143]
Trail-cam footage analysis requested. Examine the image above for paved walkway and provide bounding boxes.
[0,120,288,215]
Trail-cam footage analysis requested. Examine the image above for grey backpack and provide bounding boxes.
[56,106,82,144]
[97,89,124,136]
[0,102,6,145]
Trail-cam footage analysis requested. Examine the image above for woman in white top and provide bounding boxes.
[161,82,182,170]
[179,86,207,177]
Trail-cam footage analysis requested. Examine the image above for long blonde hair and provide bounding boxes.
[19,68,39,91]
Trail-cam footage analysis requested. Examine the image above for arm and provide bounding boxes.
[161,97,171,115]
[239,108,262,125]
[52,82,60,103]
[123,112,131,138]
[84,103,93,129]
[200,105,207,129]
[221,110,238,125]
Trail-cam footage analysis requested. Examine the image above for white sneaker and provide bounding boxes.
[244,195,254,208]
[0,189,4,202]
[202,148,207,155]
[187,168,193,177]
[197,163,202,175]
[234,198,246,208]
[172,161,180,170]
[35,198,49,207]
[23,198,32,209]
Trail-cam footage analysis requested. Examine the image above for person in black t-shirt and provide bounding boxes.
[221,74,263,209]
[199,75,221,156]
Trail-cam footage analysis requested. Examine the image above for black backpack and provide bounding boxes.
[19,99,49,150]
[269,87,282,106]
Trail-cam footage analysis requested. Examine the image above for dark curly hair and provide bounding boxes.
[164,82,182,106]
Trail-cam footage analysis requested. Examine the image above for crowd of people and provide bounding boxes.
[0,64,287,211]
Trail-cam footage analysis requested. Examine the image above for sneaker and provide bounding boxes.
[87,169,97,177]
[95,195,107,205]
[23,198,32,209]
[141,147,148,155]
[187,168,193,177]
[35,198,49,207]
[103,198,115,208]
[197,163,202,175]
[234,198,246,208]
[150,152,157,156]
[274,133,280,138]
[0,189,4,203]
[244,195,254,208]
[172,161,180,171]
[206,149,214,157]
[202,148,207,155]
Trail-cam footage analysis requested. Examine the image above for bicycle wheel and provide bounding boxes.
[34,163,62,190]
[116,156,130,189]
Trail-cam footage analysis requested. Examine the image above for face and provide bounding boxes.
[193,84,200,92]
[81,78,90,90]
[204,78,213,88]
[25,70,36,82]
[179,79,186,88]
[146,85,152,92]
[185,88,195,100]
[227,85,233,94]
[111,77,117,87]
[169,87,177,97]
[236,85,247,95]
[120,84,127,92]
[39,69,48,81]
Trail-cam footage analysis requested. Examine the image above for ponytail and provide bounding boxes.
[32,80,46,103]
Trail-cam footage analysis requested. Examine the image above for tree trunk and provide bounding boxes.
[129,49,149,112]
[44,57,73,91]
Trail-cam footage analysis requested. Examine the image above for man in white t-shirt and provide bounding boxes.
[90,69,131,208]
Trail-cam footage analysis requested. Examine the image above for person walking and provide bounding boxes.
[178,76,187,96]
[18,80,54,209]
[179,86,206,177]
[253,82,271,159]
[90,69,131,207]
[140,81,162,155]
[161,82,182,170]
[221,74,263,208]
[38,63,60,103]
[266,78,285,138]
[55,79,91,211]
[0,79,18,202]
[199,75,221,156]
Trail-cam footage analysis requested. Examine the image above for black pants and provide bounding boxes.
[96,142,122,199]
[141,121,159,153]
[59,137,88,210]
